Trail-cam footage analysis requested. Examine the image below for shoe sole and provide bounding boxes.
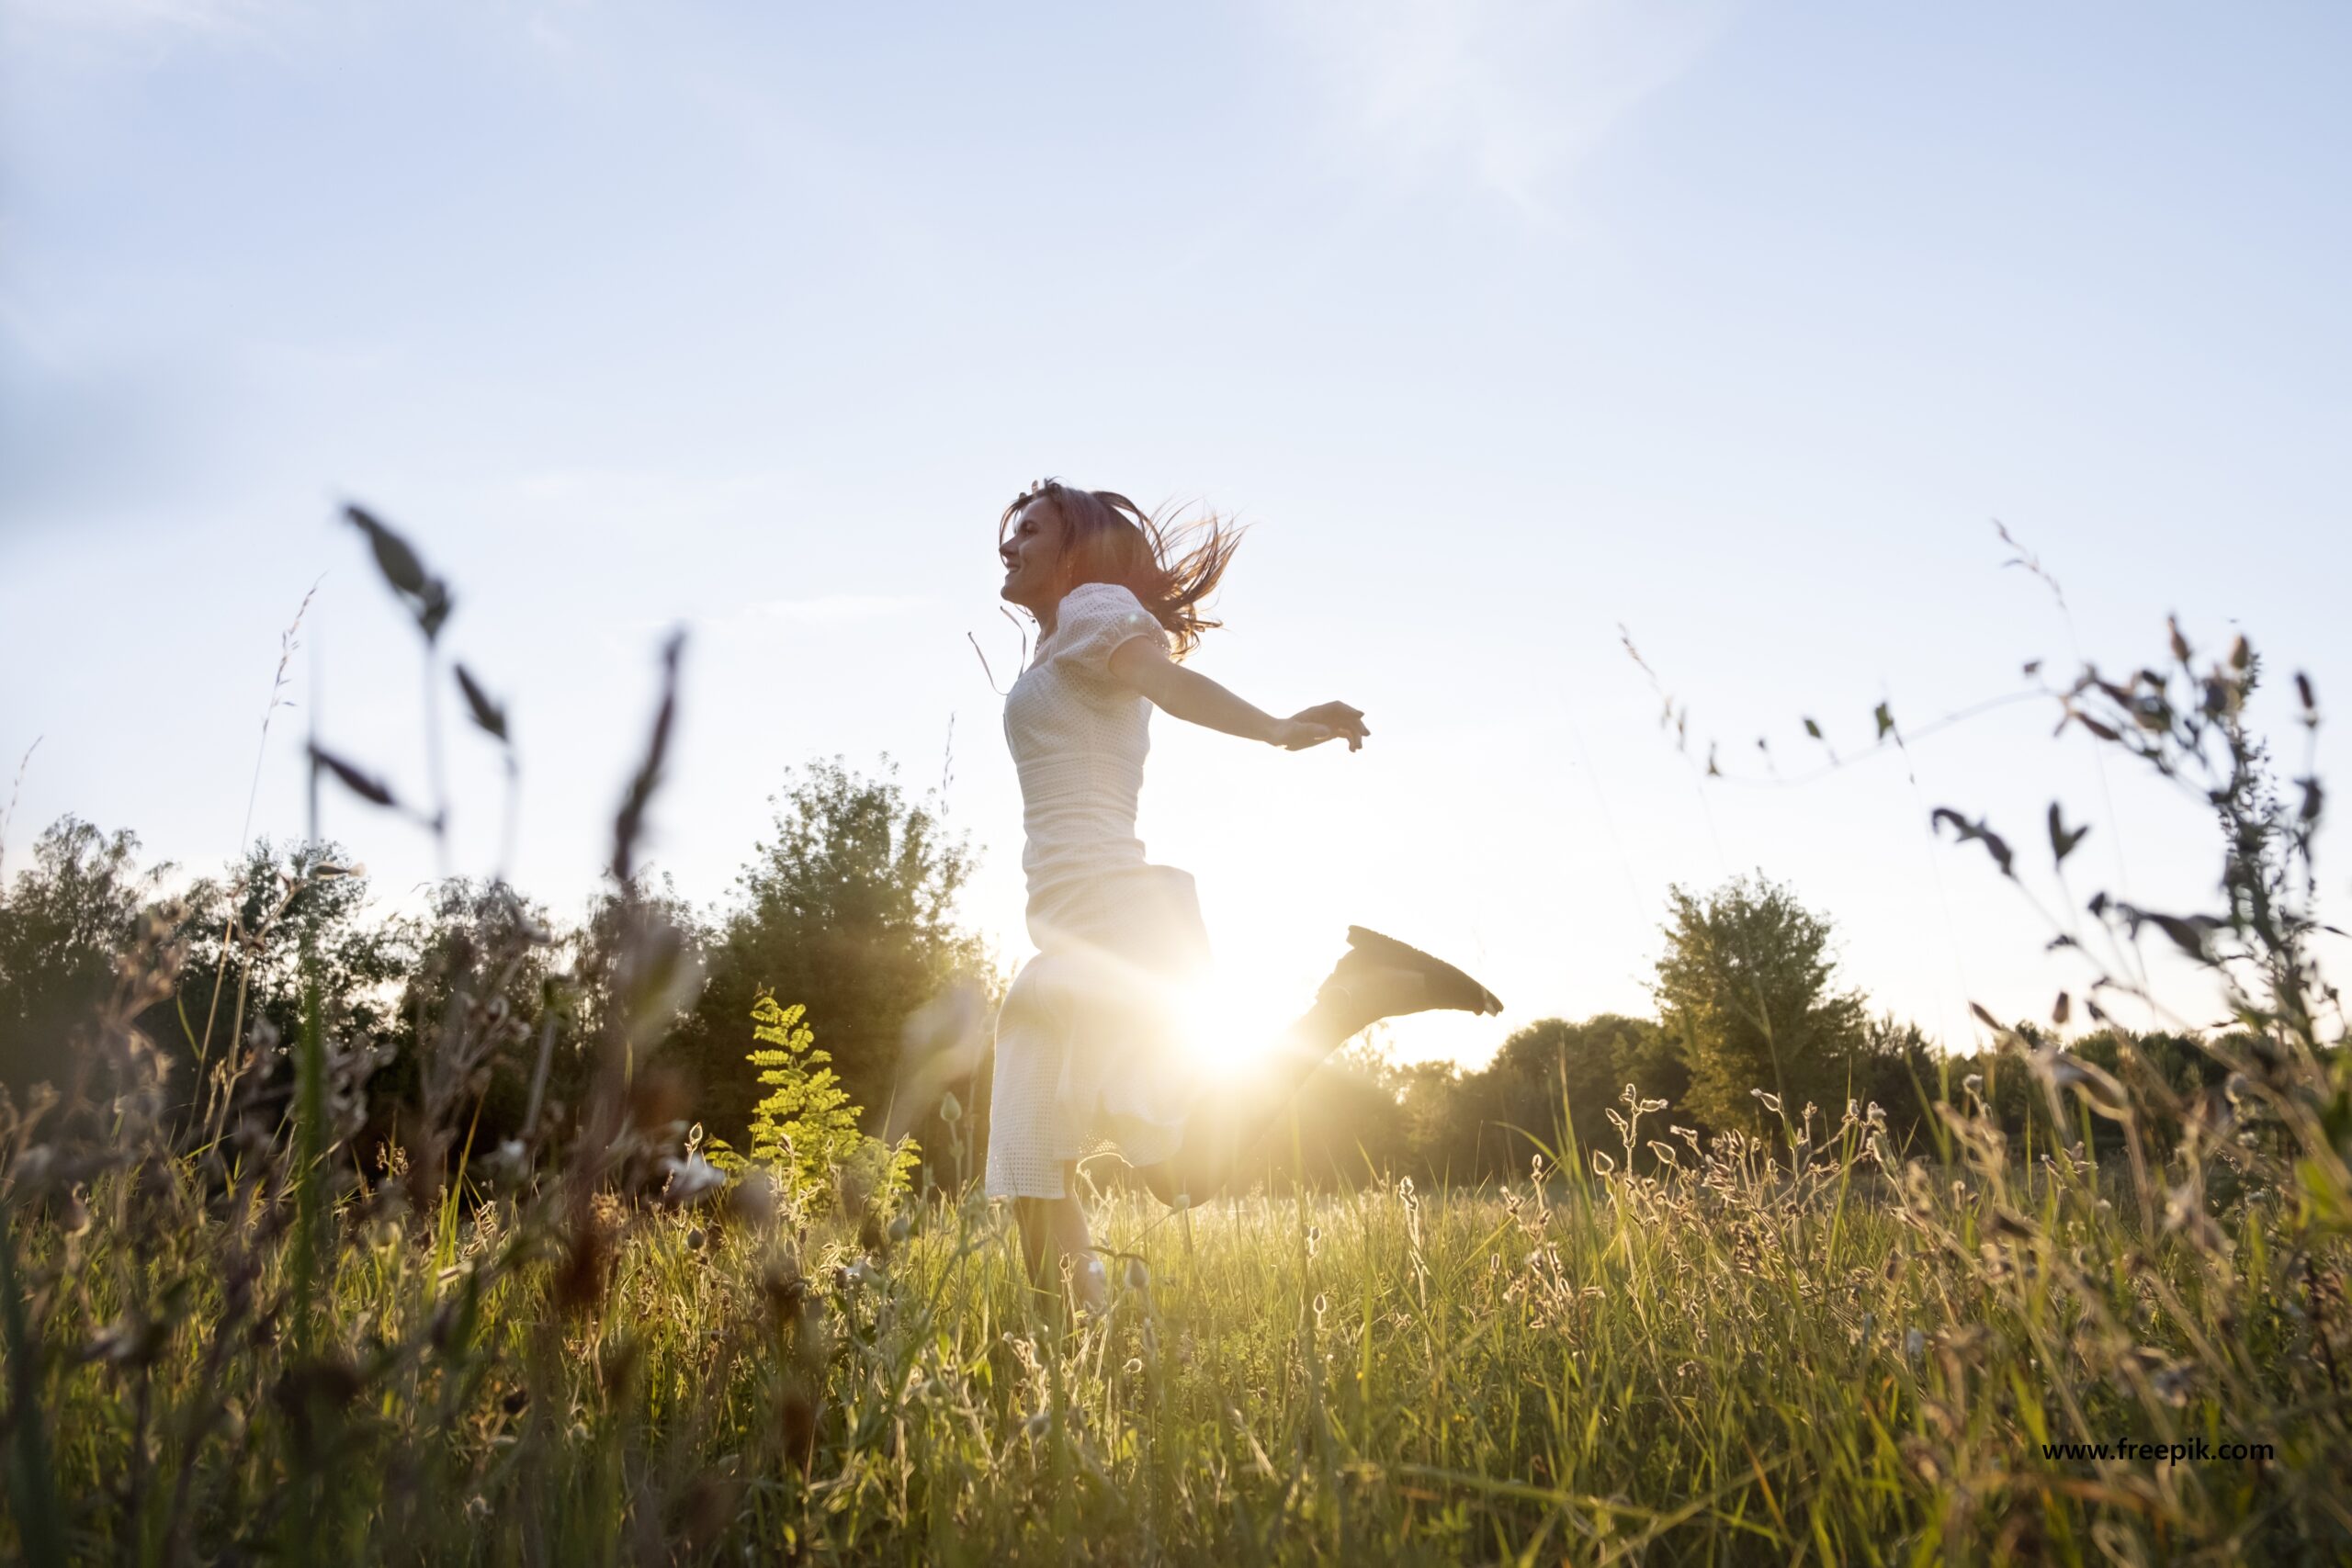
[1342,926,1504,1016]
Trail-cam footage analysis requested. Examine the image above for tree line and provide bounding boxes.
[0,767,2245,1190]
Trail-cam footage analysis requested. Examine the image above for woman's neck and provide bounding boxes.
[1030,584,1069,642]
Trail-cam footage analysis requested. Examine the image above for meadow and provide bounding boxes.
[3,513,2347,1563]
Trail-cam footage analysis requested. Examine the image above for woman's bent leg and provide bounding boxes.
[1137,932,1491,1205]
[1139,982,1379,1204]
[1012,1162,1107,1314]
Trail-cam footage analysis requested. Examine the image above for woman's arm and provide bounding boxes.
[1107,637,1368,751]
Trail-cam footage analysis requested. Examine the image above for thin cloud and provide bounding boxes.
[1267,0,1735,223]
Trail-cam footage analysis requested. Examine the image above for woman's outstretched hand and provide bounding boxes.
[1272,701,1369,752]
[1108,637,1371,752]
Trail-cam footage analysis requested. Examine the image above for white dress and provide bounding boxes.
[984,581,1212,1199]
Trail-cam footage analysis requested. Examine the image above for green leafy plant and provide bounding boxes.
[707,991,918,1208]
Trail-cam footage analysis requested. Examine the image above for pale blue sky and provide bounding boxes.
[4,0,2346,1067]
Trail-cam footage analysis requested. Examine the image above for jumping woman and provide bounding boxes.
[985,478,1503,1313]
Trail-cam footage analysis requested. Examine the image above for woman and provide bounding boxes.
[986,478,1501,1311]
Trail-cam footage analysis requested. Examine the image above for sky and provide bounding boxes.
[4,0,2347,1073]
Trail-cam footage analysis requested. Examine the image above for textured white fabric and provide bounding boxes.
[984,582,1212,1199]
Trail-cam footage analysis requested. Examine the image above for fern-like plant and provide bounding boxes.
[707,991,917,1207]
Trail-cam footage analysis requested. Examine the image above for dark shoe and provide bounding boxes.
[1339,926,1503,1016]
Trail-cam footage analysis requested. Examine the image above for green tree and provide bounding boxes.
[367,875,572,1177]
[0,816,165,1098]
[682,758,987,1145]
[1472,1013,1669,1172]
[1653,874,1868,1134]
[164,836,403,1120]
[565,872,709,1072]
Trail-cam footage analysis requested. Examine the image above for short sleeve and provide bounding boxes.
[1049,582,1168,679]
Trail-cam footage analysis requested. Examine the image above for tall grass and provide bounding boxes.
[0,510,2345,1562]
[6,1094,2344,1562]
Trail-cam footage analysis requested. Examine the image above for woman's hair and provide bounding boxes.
[998,478,1243,660]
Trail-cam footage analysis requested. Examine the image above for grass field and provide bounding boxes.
[8,1079,2346,1564]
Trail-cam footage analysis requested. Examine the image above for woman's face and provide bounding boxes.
[998,498,1066,612]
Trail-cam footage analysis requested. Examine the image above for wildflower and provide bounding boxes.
[940,1090,963,1123]
[1751,1089,1782,1114]
[1962,1074,1984,1098]
[1591,1150,1617,1175]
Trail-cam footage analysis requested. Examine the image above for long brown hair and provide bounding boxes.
[998,478,1243,660]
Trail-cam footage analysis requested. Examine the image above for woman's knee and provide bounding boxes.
[1136,1164,1173,1206]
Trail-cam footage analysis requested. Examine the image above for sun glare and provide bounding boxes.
[1173,964,1300,1077]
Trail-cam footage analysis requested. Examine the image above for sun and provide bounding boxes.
[1171,964,1309,1077]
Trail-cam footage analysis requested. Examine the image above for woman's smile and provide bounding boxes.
[998,498,1065,612]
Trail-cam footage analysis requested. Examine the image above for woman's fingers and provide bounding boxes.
[1295,701,1368,737]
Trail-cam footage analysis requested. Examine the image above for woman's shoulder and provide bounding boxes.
[1044,580,1168,670]
[1057,580,1148,617]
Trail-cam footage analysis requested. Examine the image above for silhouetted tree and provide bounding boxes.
[0,816,164,1098]
[1480,1013,1668,1170]
[1654,874,1869,1134]
[161,836,404,1122]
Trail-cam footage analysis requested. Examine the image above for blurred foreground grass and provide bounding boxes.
[12,1099,2345,1564]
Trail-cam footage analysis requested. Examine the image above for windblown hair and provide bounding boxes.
[998,478,1243,660]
